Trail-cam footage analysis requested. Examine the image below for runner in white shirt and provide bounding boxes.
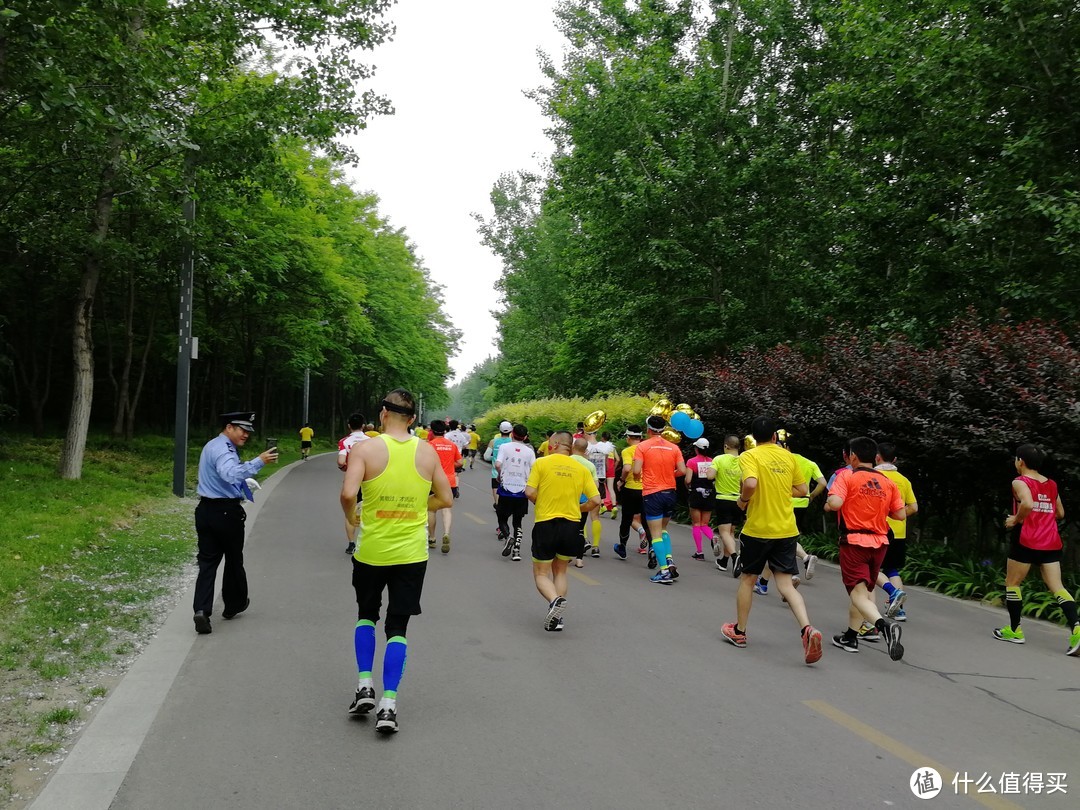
[337,412,370,555]
[495,424,537,561]
[445,420,471,458]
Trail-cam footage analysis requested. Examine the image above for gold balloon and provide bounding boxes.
[583,410,607,433]
[661,427,682,443]
[675,403,694,416]
[651,398,674,420]
[776,428,791,447]
[690,410,701,421]
[743,434,757,451]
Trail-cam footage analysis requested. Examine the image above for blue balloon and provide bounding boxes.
[670,411,691,431]
[683,418,705,440]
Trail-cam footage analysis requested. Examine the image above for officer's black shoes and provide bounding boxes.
[222,598,250,620]
[193,611,212,635]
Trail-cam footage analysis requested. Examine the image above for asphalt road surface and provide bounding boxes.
[31,454,1080,809]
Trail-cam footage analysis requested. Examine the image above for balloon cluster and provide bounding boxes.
[649,397,705,442]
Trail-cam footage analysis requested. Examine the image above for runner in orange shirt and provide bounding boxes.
[426,420,463,555]
[631,415,687,584]
[824,436,907,661]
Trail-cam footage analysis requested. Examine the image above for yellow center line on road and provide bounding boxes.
[569,570,600,586]
[803,700,1023,810]
[462,512,487,525]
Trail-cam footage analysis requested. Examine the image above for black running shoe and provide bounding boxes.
[647,551,658,570]
[667,562,679,580]
[545,596,567,631]
[375,706,398,734]
[731,553,743,578]
[832,633,858,653]
[882,622,905,661]
[345,542,356,555]
[348,685,376,714]
[501,533,514,557]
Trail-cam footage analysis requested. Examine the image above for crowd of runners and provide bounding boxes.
[333,391,1080,734]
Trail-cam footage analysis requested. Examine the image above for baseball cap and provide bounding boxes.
[693,438,710,449]
[499,420,513,433]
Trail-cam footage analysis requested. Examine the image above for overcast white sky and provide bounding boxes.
[345,1,565,384]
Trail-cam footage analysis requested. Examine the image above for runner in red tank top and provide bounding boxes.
[994,443,1080,655]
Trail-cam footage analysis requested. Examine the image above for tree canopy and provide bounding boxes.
[478,0,1080,397]
[0,1,458,475]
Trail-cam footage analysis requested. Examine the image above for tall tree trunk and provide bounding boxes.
[125,308,155,440]
[111,270,136,437]
[58,137,122,479]
[58,8,144,478]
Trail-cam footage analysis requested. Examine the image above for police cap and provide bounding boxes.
[221,411,256,432]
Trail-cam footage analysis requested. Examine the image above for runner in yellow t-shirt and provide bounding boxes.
[874,442,918,621]
[525,431,600,632]
[720,416,822,666]
[299,423,314,460]
[614,426,651,560]
[467,424,481,469]
[706,434,743,573]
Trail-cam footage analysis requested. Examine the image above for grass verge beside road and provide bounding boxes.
[0,431,303,807]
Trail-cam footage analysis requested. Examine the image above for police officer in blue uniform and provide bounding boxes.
[193,411,278,635]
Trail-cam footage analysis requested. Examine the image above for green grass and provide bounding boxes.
[0,428,299,799]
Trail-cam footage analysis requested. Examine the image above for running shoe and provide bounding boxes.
[441,534,451,554]
[545,616,564,632]
[832,634,859,653]
[895,607,907,622]
[375,703,398,735]
[711,539,722,557]
[667,560,679,579]
[610,505,618,520]
[650,570,673,585]
[511,544,522,562]
[715,556,729,572]
[427,536,436,549]
[884,589,908,619]
[857,621,880,642]
[545,596,567,631]
[346,542,356,555]
[1068,625,1080,656]
[803,554,818,580]
[501,533,515,557]
[691,552,706,561]
[613,543,627,560]
[574,559,584,568]
[730,553,742,578]
[583,541,592,556]
[993,626,1025,644]
[721,623,747,648]
[637,546,648,555]
[638,534,649,551]
[647,551,658,570]
[882,621,904,661]
[348,685,376,714]
[753,581,768,596]
[802,626,823,665]
[590,546,600,558]
[791,575,801,588]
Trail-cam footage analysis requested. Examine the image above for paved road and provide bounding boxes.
[31,454,1080,809]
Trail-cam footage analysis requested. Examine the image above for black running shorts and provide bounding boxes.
[352,559,428,619]
[531,518,581,562]
[714,499,742,525]
[738,534,799,577]
[1008,539,1063,565]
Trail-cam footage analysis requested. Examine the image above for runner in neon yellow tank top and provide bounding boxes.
[340,388,452,734]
